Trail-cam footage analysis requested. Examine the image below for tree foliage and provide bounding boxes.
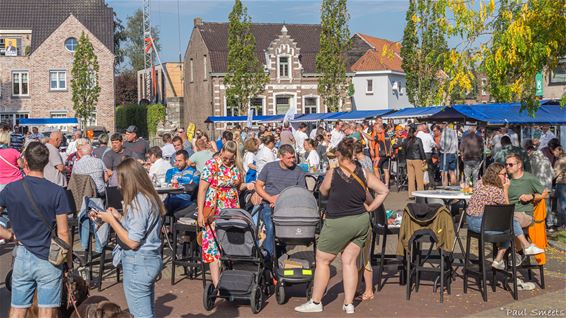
[224,0,269,115]
[113,12,127,70]
[115,70,138,105]
[403,0,566,113]
[401,0,448,107]
[71,32,100,128]
[115,104,148,137]
[147,104,166,137]
[122,9,160,72]
[316,0,351,112]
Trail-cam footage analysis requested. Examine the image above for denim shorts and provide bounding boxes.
[11,245,63,308]
[122,249,162,318]
[466,214,523,249]
[440,153,457,172]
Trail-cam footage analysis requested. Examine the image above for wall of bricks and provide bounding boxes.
[0,14,115,130]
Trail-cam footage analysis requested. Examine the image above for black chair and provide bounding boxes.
[65,189,79,244]
[170,209,205,286]
[96,186,123,291]
[520,229,545,289]
[463,204,518,302]
[406,229,452,303]
[370,204,405,291]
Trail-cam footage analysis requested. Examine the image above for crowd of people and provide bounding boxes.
[0,117,563,317]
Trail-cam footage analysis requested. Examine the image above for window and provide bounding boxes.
[250,97,263,116]
[12,71,29,96]
[481,78,487,96]
[550,58,566,84]
[304,97,318,114]
[203,55,207,80]
[276,96,291,114]
[49,71,67,90]
[226,105,240,117]
[50,111,67,118]
[0,113,28,126]
[189,59,194,83]
[65,37,78,52]
[278,56,289,78]
[366,79,373,94]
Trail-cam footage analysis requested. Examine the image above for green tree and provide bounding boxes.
[415,0,566,113]
[113,12,127,70]
[71,32,100,128]
[316,0,351,112]
[224,0,268,115]
[401,0,448,107]
[123,9,160,72]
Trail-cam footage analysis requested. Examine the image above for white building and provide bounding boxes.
[349,33,412,110]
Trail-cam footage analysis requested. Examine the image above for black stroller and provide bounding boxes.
[203,208,271,314]
[272,186,321,304]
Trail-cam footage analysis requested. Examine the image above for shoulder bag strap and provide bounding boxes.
[21,179,55,232]
[339,163,367,192]
[0,153,19,170]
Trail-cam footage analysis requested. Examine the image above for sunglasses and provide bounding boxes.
[505,163,516,167]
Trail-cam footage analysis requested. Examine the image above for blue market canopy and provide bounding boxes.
[205,114,285,123]
[293,112,345,122]
[382,107,446,119]
[333,110,393,121]
[453,103,566,125]
[19,118,79,125]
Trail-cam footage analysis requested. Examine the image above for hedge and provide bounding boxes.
[115,104,148,137]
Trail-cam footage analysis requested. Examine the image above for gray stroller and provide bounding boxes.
[272,186,321,304]
[203,208,271,314]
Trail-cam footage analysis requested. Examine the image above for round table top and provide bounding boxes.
[412,190,472,200]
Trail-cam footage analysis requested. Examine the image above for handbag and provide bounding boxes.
[339,164,374,205]
[202,189,219,225]
[116,214,160,251]
[422,161,429,172]
[22,179,71,266]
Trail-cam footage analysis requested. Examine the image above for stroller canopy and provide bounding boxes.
[274,186,319,222]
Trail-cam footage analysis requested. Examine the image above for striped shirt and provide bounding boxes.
[72,155,106,194]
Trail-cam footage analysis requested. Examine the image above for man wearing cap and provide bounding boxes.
[124,125,149,160]
[459,123,483,185]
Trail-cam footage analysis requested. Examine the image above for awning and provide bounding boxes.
[19,118,79,125]
[293,112,345,122]
[453,103,566,124]
[205,114,286,123]
[333,110,393,121]
[382,107,445,119]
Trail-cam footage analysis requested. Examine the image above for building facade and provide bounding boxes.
[0,0,115,130]
[349,33,412,110]
[184,19,352,131]
[137,62,184,104]
[543,57,566,100]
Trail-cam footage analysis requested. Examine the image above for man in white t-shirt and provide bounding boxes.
[330,120,345,149]
[294,123,309,159]
[161,133,176,160]
[255,134,276,174]
[147,146,172,182]
[416,123,436,186]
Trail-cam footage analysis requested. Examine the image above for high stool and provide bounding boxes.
[170,216,205,286]
[464,204,518,301]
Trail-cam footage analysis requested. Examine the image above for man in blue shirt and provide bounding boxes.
[164,150,200,214]
[216,130,233,152]
[0,142,72,317]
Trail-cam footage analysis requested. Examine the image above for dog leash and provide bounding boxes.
[66,279,82,318]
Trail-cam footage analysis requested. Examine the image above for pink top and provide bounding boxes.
[0,148,23,184]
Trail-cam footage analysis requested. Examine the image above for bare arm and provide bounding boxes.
[319,168,334,197]
[55,164,65,172]
[0,225,14,241]
[55,213,73,267]
[197,180,210,227]
[365,171,389,212]
[255,179,277,206]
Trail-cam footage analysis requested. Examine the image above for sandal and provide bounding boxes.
[355,292,375,301]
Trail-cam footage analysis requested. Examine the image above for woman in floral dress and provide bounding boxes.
[197,140,242,287]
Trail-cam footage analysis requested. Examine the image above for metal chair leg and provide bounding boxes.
[377,232,387,291]
[491,243,497,292]
[510,240,518,300]
[479,238,487,302]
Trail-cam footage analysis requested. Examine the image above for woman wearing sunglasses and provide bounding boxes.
[197,141,253,287]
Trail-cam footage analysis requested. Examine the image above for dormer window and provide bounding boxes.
[278,56,289,79]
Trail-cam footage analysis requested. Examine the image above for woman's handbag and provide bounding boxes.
[202,190,219,224]
[22,179,71,266]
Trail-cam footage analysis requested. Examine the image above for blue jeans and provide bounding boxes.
[80,216,103,253]
[557,184,566,227]
[259,203,275,257]
[440,153,457,172]
[164,195,193,215]
[467,214,523,249]
[122,249,162,318]
[11,246,63,308]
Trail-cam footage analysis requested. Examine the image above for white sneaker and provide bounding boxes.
[342,304,355,314]
[507,254,523,267]
[524,244,545,255]
[295,300,323,313]
[492,259,505,270]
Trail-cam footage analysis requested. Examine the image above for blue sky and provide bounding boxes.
[107,0,409,63]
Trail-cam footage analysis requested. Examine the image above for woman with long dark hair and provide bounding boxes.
[93,158,165,318]
[295,138,389,314]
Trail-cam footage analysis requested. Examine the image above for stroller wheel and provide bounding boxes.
[275,282,286,305]
[250,282,264,314]
[202,281,216,311]
[5,269,12,292]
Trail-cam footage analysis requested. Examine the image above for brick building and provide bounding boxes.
[0,0,115,130]
[184,18,352,131]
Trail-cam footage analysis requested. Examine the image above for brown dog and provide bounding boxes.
[71,296,132,318]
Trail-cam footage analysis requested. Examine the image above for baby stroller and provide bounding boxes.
[272,186,321,304]
[203,208,271,314]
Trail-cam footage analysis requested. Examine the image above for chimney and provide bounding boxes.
[194,17,203,27]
